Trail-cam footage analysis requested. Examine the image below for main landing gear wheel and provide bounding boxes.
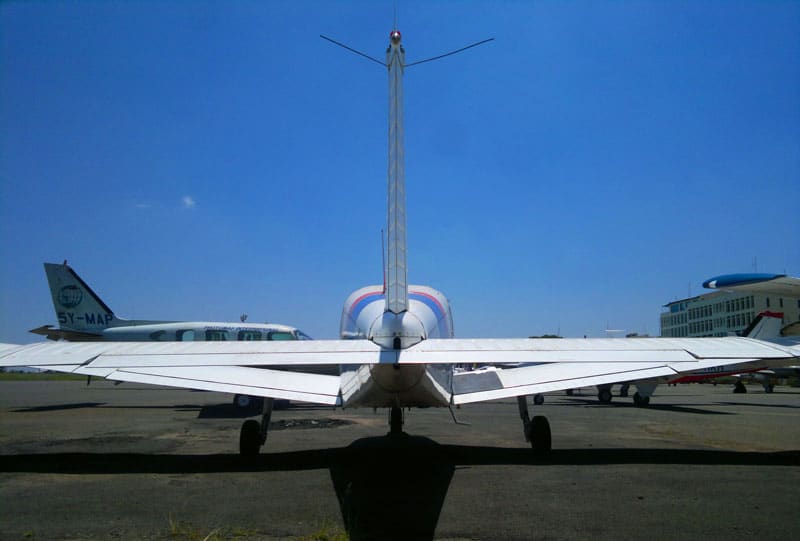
[733,380,747,394]
[238,397,273,457]
[633,392,650,407]
[239,419,261,457]
[598,388,613,404]
[529,415,551,453]
[517,395,551,453]
[533,394,545,405]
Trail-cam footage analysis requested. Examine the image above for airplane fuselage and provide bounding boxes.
[339,284,455,407]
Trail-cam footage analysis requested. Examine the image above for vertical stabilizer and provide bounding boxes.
[386,30,408,314]
[742,311,784,339]
[44,262,122,332]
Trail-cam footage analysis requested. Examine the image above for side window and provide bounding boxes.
[149,330,167,341]
[237,330,262,341]
[177,330,196,341]
[268,331,296,341]
[295,331,313,340]
[205,330,228,341]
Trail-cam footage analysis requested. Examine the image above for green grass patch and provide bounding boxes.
[164,514,348,541]
[298,521,349,541]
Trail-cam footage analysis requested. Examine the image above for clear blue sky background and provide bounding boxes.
[1,1,798,343]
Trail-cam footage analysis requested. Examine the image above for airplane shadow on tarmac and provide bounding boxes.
[558,398,733,415]
[1,436,798,541]
[13,401,332,418]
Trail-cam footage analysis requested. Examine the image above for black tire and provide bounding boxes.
[530,415,551,452]
[633,392,650,407]
[598,389,613,404]
[389,407,403,435]
[533,394,545,406]
[239,419,261,456]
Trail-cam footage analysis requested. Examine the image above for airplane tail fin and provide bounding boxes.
[385,30,408,314]
[742,311,784,339]
[44,262,124,333]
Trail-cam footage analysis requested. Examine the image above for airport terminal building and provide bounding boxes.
[660,290,800,338]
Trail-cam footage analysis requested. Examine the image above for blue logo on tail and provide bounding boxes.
[58,285,83,308]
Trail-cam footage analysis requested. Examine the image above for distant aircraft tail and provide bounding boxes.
[742,311,784,339]
[42,262,126,334]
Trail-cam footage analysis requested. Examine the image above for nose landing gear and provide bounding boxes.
[389,406,404,435]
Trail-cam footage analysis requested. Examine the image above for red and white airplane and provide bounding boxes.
[2,30,799,456]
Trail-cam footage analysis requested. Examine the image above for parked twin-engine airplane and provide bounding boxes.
[31,261,313,343]
[30,260,314,409]
[1,30,799,456]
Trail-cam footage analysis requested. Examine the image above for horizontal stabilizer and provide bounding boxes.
[29,325,102,341]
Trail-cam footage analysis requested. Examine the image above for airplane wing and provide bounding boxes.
[0,340,387,406]
[1,336,797,406]
[397,337,800,404]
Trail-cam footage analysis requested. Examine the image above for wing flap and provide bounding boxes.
[398,337,796,364]
[74,365,342,405]
[453,363,675,404]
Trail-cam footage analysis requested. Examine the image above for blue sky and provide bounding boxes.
[1,1,798,343]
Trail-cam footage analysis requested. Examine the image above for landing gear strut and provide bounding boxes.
[517,395,551,452]
[239,397,273,457]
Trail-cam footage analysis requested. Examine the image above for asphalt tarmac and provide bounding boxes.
[1,379,798,540]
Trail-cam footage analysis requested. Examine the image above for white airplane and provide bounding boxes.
[30,261,312,343]
[592,274,800,405]
[1,30,799,457]
[693,273,800,393]
[28,261,314,409]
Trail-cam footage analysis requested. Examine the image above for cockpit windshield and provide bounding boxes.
[268,331,296,341]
